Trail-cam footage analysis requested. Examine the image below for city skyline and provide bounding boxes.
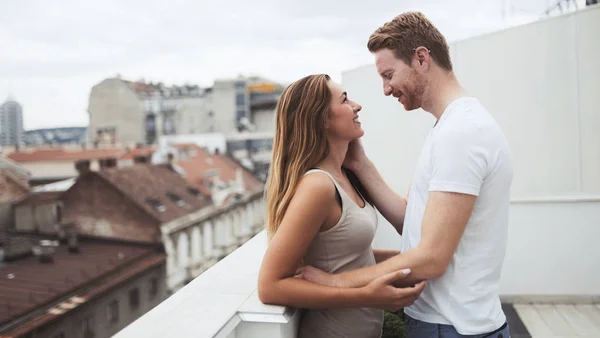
[0,0,570,130]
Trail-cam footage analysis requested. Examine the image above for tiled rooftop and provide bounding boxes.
[119,147,157,160]
[0,239,165,331]
[0,169,29,203]
[7,148,122,163]
[175,144,263,195]
[90,164,212,223]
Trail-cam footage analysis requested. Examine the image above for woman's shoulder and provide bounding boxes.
[297,170,337,198]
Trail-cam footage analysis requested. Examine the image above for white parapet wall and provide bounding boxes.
[342,5,600,299]
[114,231,299,338]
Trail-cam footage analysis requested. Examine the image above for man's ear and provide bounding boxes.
[414,46,430,70]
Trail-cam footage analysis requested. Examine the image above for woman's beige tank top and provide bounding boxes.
[298,169,383,338]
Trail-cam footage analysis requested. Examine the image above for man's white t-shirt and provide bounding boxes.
[401,97,513,335]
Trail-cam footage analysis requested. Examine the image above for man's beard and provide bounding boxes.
[402,71,426,111]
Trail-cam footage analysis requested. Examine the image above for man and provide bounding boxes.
[300,12,513,338]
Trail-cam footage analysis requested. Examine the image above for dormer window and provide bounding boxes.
[166,192,186,207]
[145,198,166,212]
[187,187,202,197]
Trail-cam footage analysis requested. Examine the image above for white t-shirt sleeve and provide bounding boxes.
[429,127,488,196]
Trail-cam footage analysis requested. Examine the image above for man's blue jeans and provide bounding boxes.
[405,315,510,338]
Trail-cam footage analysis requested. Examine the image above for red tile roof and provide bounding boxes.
[0,170,30,204]
[118,147,156,160]
[0,156,30,178]
[94,164,212,223]
[174,145,263,194]
[7,148,123,163]
[219,155,264,192]
[0,239,165,330]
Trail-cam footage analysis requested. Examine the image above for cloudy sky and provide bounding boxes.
[0,0,579,130]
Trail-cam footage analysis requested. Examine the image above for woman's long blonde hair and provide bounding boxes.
[265,74,372,240]
[265,74,333,240]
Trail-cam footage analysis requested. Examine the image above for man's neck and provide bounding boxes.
[422,71,468,121]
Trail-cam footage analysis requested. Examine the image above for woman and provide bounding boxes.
[258,74,411,338]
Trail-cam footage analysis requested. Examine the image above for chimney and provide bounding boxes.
[68,232,79,254]
[235,168,245,192]
[133,155,149,164]
[75,160,91,175]
[38,240,58,263]
[99,157,117,170]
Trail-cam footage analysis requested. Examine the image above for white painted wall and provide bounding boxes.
[342,6,600,298]
[252,108,276,132]
[212,80,238,133]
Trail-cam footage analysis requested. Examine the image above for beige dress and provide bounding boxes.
[298,169,383,338]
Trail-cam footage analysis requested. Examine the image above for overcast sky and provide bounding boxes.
[0,0,580,130]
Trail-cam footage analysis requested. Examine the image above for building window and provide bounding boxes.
[236,93,245,106]
[106,300,119,324]
[150,278,159,299]
[235,81,246,90]
[187,187,202,197]
[129,288,140,310]
[145,198,166,212]
[81,315,94,338]
[236,109,246,120]
[165,192,186,207]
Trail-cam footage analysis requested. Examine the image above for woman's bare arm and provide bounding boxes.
[258,173,423,310]
[258,173,368,308]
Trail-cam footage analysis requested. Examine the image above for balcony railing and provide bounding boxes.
[114,230,299,338]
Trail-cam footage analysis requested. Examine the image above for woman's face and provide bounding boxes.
[326,80,364,141]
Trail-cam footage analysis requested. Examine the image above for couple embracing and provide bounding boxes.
[258,11,513,338]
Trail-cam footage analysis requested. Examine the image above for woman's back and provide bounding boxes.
[298,169,383,338]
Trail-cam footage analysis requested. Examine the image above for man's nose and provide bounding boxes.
[383,83,392,96]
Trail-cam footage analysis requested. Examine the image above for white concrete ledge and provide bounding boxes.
[115,230,299,338]
[500,295,600,304]
[510,195,600,204]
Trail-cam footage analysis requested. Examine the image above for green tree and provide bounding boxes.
[382,310,406,338]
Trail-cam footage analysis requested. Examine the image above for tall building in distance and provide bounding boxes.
[87,77,207,146]
[87,75,284,146]
[215,75,284,133]
[0,98,24,147]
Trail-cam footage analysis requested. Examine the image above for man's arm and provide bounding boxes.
[302,191,475,288]
[327,126,486,288]
[352,158,408,235]
[373,249,401,263]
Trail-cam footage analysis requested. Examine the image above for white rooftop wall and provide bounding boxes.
[342,5,600,299]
